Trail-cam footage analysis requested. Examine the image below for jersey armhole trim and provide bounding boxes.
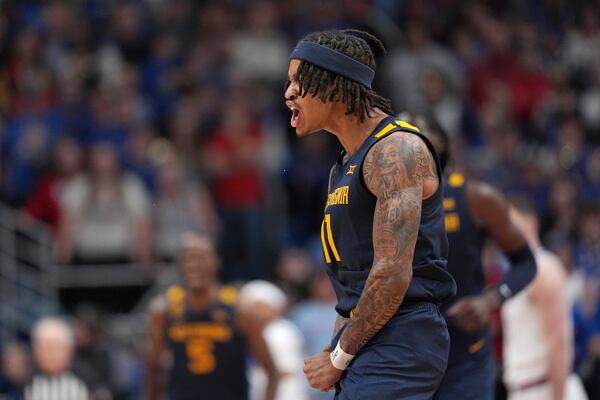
[358,127,444,200]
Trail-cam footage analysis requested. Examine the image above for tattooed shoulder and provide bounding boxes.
[363,132,438,197]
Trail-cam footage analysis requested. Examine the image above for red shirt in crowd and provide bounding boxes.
[204,123,264,209]
[23,175,61,232]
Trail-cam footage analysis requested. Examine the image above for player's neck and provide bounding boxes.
[187,283,218,311]
[326,108,388,157]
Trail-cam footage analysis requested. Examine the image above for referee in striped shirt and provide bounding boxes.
[24,318,89,400]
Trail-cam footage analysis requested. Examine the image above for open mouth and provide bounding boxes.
[286,100,300,128]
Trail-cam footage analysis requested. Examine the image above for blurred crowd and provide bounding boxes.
[1,0,600,399]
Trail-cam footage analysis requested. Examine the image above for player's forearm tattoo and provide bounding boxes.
[339,134,437,355]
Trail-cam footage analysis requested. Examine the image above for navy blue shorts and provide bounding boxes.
[433,343,495,400]
[332,302,450,400]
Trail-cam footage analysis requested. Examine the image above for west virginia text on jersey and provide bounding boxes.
[326,185,350,208]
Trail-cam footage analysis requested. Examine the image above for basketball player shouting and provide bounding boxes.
[284,29,456,399]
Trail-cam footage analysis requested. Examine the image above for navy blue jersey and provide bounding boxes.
[441,173,490,364]
[165,285,247,400]
[322,116,456,317]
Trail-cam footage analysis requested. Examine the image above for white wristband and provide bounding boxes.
[330,342,355,370]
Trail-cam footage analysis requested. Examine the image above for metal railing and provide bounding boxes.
[0,201,176,345]
[0,203,58,341]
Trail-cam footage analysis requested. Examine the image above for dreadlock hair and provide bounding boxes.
[294,29,393,122]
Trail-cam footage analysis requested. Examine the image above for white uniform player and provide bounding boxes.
[502,206,588,400]
[238,280,308,400]
[248,318,307,400]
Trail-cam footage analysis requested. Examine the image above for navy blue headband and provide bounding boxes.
[290,41,375,89]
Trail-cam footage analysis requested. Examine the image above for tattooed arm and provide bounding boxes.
[303,132,438,392]
[338,132,439,355]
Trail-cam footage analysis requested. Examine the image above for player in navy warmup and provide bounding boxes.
[402,115,538,400]
[145,233,279,400]
[285,29,457,399]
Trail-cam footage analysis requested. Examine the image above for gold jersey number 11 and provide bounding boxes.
[321,214,341,264]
